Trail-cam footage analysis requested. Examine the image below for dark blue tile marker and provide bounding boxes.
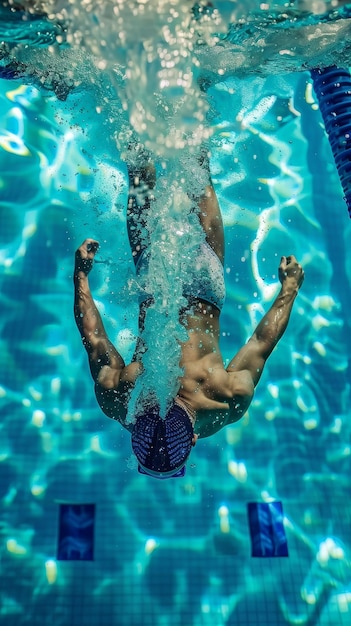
[57,504,95,561]
[248,501,288,557]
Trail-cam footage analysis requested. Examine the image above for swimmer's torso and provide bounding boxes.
[94,299,254,437]
[177,300,253,437]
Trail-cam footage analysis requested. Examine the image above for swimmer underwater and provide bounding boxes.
[74,153,304,479]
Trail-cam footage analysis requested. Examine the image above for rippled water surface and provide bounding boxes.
[1,1,351,625]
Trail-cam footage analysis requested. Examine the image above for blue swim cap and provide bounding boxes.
[131,402,194,479]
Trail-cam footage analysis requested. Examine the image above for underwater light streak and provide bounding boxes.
[145,538,157,555]
[32,409,46,427]
[237,95,277,129]
[45,559,58,584]
[250,206,282,303]
[0,106,30,156]
[218,505,230,533]
[6,539,27,555]
[44,130,75,184]
[228,460,248,483]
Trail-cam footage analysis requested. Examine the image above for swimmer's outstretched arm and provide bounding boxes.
[73,239,126,388]
[227,255,304,388]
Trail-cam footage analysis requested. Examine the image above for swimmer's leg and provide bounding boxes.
[126,149,156,266]
[190,150,224,264]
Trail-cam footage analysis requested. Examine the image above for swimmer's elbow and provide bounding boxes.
[96,365,122,390]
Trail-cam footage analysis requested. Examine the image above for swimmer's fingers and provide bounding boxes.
[278,254,304,288]
[86,240,100,257]
[75,238,100,275]
[76,238,100,258]
[279,254,299,271]
[81,238,99,256]
[279,254,296,267]
[278,256,288,278]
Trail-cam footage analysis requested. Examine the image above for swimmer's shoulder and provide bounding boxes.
[94,362,142,431]
[94,382,131,431]
[194,371,254,438]
[195,398,251,438]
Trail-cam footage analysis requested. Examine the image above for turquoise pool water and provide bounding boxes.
[1,2,351,625]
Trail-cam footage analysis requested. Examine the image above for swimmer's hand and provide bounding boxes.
[279,255,304,290]
[75,238,100,276]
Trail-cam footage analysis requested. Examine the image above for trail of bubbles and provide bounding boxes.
[4,1,351,157]
[127,157,207,420]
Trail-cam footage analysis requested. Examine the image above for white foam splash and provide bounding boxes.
[6,1,351,157]
[127,161,206,420]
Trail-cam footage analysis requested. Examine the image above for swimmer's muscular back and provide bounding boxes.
[176,256,305,436]
[176,301,254,437]
[95,300,254,437]
[94,300,243,431]
[74,240,304,436]
[93,306,253,438]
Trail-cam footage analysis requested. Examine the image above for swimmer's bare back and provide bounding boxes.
[74,239,304,438]
[172,254,304,438]
[179,254,304,438]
